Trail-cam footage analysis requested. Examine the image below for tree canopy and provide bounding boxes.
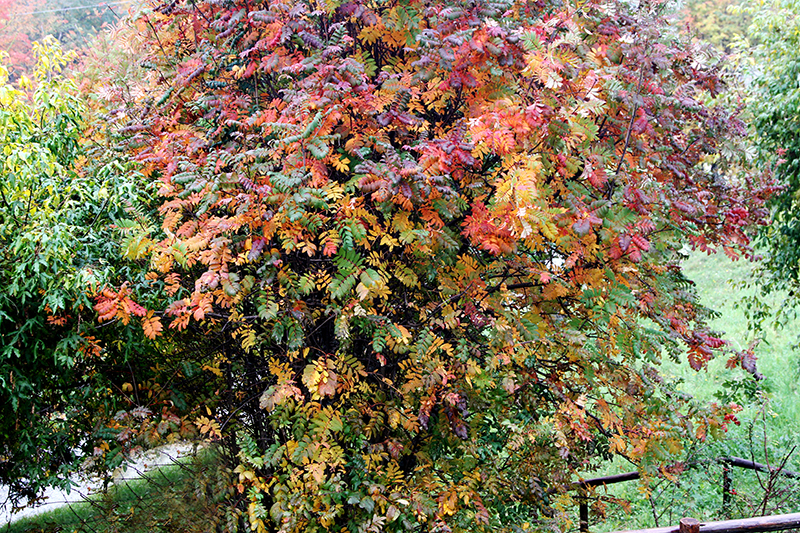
[747,0,800,295]
[0,36,196,510]
[0,0,779,530]
[0,37,119,503]
[681,0,751,53]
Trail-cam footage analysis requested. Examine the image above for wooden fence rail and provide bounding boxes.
[718,457,800,479]
[718,457,800,515]
[574,457,800,533]
[611,512,800,533]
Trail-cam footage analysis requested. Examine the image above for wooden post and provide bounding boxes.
[722,464,732,518]
[680,517,701,533]
[580,499,589,533]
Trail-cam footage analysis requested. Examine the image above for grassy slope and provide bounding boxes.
[591,252,800,532]
[1,448,232,533]
[672,253,800,421]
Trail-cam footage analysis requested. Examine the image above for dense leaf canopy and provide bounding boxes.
[0,38,115,502]
[0,37,191,510]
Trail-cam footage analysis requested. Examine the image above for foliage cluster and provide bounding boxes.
[0,37,118,503]
[0,36,200,511]
[0,0,783,531]
[681,0,751,53]
[747,0,800,297]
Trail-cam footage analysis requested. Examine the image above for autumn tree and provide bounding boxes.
[84,0,774,530]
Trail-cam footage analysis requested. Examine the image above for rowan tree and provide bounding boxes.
[86,0,775,530]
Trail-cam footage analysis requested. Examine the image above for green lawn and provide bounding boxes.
[671,252,800,423]
[589,252,800,532]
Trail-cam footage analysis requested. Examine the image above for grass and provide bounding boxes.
[667,253,800,422]
[587,252,800,532]
[1,446,235,533]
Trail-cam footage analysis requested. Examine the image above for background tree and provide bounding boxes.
[0,37,193,510]
[742,0,800,331]
[0,0,128,76]
[681,0,751,53]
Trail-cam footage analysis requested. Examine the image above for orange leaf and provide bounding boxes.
[142,311,163,339]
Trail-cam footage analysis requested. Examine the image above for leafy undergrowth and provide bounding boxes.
[1,446,238,533]
[587,252,800,532]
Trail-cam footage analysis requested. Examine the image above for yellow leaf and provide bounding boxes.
[344,136,363,154]
[440,489,458,516]
[323,183,345,202]
[356,282,370,301]
[202,363,223,377]
[609,434,627,453]
[331,154,350,173]
[307,462,326,484]
[394,324,411,345]
[195,415,221,438]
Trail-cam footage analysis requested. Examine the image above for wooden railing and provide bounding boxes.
[612,513,800,533]
[574,457,800,533]
[575,471,641,532]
